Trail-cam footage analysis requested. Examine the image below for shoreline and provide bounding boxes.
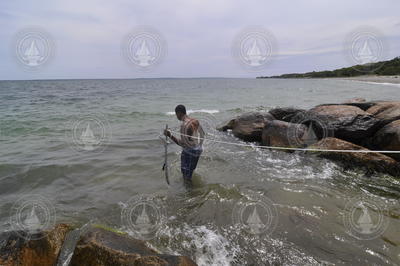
[333,75,400,84]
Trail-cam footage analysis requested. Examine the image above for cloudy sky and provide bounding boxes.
[0,0,399,80]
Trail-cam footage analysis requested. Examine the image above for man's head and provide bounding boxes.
[175,104,186,120]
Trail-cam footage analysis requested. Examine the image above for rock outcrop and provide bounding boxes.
[217,112,275,142]
[369,120,400,161]
[0,224,72,266]
[267,107,305,122]
[366,101,400,125]
[308,105,381,144]
[309,138,400,176]
[69,226,197,266]
[315,99,376,111]
[0,225,197,266]
[261,120,309,148]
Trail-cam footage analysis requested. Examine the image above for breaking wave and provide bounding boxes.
[165,109,220,115]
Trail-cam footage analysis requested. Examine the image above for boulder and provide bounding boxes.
[344,102,378,111]
[268,107,305,122]
[217,112,275,142]
[0,224,72,266]
[341,98,380,111]
[70,226,197,266]
[261,120,311,148]
[366,101,400,125]
[369,120,400,161]
[316,101,377,111]
[309,137,400,176]
[308,105,381,144]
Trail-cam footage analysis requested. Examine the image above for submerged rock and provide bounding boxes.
[70,226,197,266]
[369,120,400,161]
[308,105,381,144]
[309,137,400,176]
[217,112,275,142]
[0,224,72,266]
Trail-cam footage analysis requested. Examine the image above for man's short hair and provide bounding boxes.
[175,105,186,114]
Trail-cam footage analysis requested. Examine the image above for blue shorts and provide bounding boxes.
[181,147,202,180]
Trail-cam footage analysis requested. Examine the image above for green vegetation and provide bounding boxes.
[258,57,400,79]
[93,224,127,235]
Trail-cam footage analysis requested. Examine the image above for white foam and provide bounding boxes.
[165,109,220,115]
[360,81,400,87]
[182,225,237,266]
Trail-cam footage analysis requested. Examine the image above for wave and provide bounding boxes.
[165,109,220,115]
[150,223,238,266]
[360,81,400,87]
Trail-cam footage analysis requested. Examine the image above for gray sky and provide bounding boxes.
[0,0,399,80]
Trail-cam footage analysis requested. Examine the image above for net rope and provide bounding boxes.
[161,129,400,154]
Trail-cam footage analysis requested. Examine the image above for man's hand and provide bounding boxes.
[164,129,172,138]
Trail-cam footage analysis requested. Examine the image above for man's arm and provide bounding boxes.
[170,134,181,146]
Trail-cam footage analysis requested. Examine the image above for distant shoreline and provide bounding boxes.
[257,57,400,80]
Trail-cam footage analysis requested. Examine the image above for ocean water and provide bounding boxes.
[0,78,399,265]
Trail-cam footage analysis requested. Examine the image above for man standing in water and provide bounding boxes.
[164,105,204,186]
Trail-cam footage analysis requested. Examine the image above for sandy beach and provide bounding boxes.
[338,75,400,84]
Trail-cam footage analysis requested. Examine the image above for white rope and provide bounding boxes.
[163,129,400,154]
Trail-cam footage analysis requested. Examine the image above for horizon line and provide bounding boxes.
[0,76,259,82]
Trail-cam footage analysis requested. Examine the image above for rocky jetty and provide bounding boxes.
[0,224,197,266]
[218,100,400,176]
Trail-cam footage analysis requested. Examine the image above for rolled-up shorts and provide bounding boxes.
[181,147,202,180]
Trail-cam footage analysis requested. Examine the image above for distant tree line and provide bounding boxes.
[258,57,400,79]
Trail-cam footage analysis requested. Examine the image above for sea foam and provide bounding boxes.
[165,109,219,115]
